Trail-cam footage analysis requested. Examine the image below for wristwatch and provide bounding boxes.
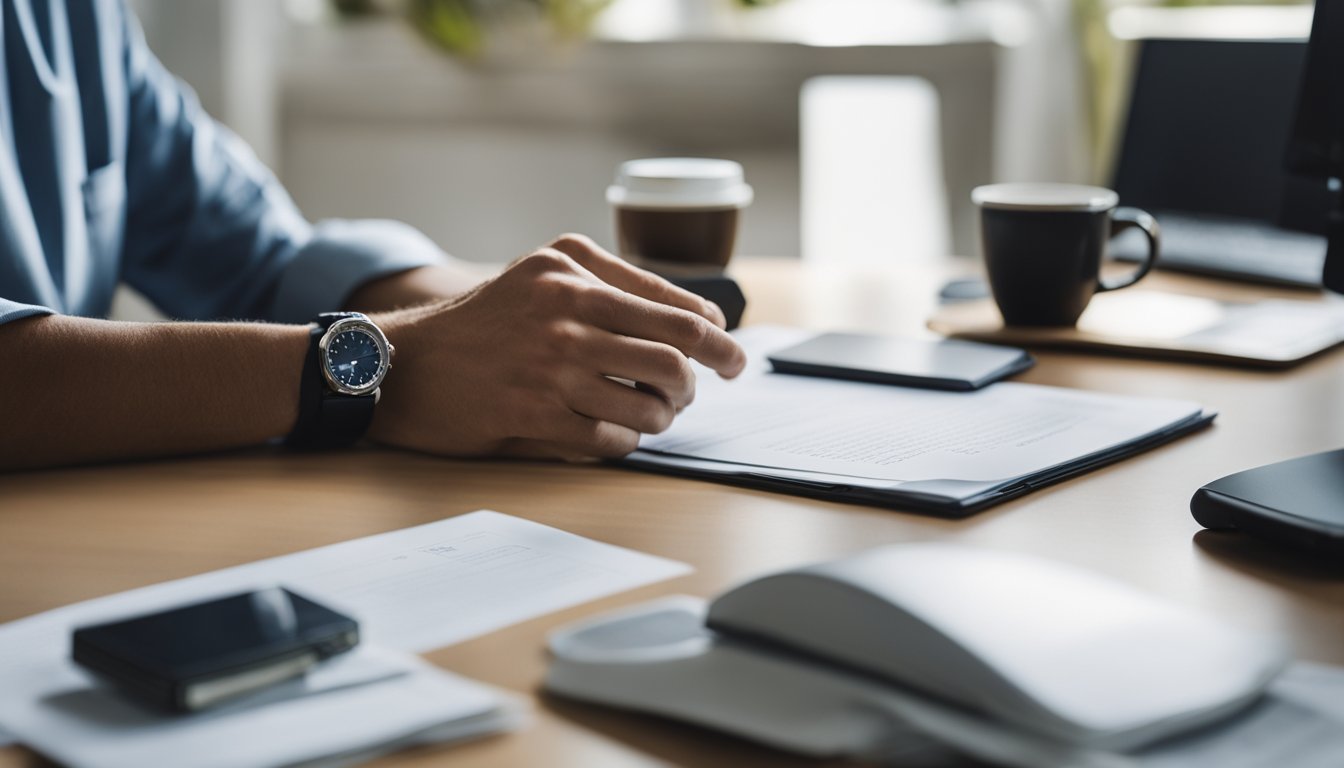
[285,312,393,449]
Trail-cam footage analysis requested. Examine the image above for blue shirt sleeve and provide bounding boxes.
[117,8,445,323]
[0,298,54,325]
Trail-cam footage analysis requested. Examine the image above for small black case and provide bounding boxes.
[72,587,359,713]
[664,275,747,330]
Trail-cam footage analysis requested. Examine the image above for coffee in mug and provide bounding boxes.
[972,183,1160,327]
[608,158,753,272]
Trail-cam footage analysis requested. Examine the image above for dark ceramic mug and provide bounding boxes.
[973,183,1160,327]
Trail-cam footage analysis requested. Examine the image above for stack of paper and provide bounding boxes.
[0,511,691,767]
[625,327,1214,515]
[4,646,524,768]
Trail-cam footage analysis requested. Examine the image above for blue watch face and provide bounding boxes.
[326,329,383,390]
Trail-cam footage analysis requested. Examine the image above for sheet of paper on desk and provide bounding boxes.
[1125,662,1344,768]
[280,510,690,651]
[1,646,525,768]
[0,511,689,755]
[642,374,1202,484]
[898,661,1344,767]
[639,326,1205,494]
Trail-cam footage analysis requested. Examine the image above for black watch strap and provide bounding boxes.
[285,313,377,450]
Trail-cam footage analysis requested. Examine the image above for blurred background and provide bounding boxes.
[124,0,1313,270]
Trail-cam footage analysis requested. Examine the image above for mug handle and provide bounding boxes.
[1098,207,1161,292]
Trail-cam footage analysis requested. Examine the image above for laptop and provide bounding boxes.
[1110,39,1328,289]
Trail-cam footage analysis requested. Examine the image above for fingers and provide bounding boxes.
[464,242,750,462]
[508,244,747,379]
[548,233,729,329]
[503,388,658,460]
[565,376,677,436]
[578,286,747,379]
[588,331,697,409]
[529,409,642,459]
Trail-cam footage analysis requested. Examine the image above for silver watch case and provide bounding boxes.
[317,315,394,398]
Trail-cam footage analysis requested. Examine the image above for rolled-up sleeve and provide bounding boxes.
[268,219,448,324]
[117,6,445,323]
[0,299,54,326]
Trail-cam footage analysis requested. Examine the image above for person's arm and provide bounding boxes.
[0,235,745,470]
[0,316,308,470]
[114,6,455,323]
[344,263,488,313]
[365,235,741,460]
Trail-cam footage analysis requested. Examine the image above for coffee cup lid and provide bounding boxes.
[608,158,754,209]
[972,183,1119,212]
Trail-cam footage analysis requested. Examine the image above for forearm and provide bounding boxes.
[0,235,744,470]
[0,315,309,470]
[345,263,491,313]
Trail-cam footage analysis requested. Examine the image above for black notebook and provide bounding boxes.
[767,333,1033,391]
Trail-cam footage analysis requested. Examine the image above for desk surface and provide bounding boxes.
[3,258,1343,767]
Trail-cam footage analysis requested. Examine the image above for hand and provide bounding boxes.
[368,234,747,459]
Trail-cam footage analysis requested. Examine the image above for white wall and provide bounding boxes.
[124,0,1091,272]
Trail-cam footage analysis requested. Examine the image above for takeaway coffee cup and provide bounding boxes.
[973,183,1161,327]
[608,158,753,272]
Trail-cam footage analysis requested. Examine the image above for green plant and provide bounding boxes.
[405,0,615,56]
[398,0,781,58]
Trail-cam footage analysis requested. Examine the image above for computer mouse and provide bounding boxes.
[547,596,983,763]
[705,544,1288,750]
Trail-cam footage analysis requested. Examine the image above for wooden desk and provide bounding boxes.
[3,258,1343,767]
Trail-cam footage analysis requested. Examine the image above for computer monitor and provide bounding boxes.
[1191,1,1344,556]
[1114,38,1326,234]
[1109,36,1329,288]
[1286,0,1344,291]
[1287,2,1344,181]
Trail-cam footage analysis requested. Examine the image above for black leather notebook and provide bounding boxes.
[72,588,359,712]
[767,333,1033,391]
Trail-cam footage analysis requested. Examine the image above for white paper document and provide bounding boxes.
[280,511,691,651]
[0,510,689,766]
[630,327,1209,507]
[895,661,1344,768]
[6,647,524,768]
[1128,662,1344,768]
[643,374,1201,483]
